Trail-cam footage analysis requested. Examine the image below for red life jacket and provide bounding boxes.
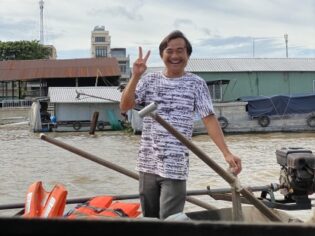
[66,196,141,219]
[23,181,67,218]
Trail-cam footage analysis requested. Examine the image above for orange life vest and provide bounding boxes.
[99,201,141,218]
[23,181,67,218]
[66,196,141,219]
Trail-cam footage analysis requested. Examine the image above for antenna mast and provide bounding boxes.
[284,33,288,58]
[39,0,44,44]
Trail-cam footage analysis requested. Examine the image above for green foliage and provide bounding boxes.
[121,121,135,134]
[0,40,52,60]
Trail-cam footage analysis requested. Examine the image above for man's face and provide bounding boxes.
[162,38,189,77]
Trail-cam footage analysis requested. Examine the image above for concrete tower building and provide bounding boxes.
[91,26,130,83]
[91,26,111,58]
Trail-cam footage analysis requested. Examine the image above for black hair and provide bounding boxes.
[159,30,192,57]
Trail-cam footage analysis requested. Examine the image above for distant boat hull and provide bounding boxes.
[130,102,315,135]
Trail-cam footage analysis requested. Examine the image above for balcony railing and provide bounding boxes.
[0,99,33,108]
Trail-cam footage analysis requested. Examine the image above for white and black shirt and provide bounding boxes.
[135,71,214,180]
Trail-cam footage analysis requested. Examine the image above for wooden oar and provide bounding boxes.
[138,102,282,222]
[39,134,216,211]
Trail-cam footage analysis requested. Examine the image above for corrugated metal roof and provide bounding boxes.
[186,58,315,72]
[0,58,121,81]
[48,87,121,103]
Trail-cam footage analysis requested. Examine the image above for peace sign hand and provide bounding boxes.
[132,47,150,78]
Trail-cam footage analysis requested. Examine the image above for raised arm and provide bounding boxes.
[120,47,150,112]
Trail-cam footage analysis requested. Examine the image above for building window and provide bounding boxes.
[95,46,107,57]
[95,37,105,42]
[208,84,222,102]
[119,63,126,73]
[206,80,229,102]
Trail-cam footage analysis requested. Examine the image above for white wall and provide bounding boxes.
[55,103,123,122]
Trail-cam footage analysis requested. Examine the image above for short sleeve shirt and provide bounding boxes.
[135,71,214,180]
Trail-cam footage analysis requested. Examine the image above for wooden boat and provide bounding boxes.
[1,178,314,235]
[0,215,314,236]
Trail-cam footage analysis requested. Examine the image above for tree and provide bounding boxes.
[0,40,52,60]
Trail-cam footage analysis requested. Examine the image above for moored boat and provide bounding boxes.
[130,93,315,135]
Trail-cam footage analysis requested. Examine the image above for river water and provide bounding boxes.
[1,122,315,220]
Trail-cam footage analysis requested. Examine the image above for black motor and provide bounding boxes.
[276,147,315,201]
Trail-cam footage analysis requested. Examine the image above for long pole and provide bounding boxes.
[39,134,216,211]
[40,134,138,180]
[75,90,119,103]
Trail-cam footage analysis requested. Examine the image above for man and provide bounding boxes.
[120,30,242,219]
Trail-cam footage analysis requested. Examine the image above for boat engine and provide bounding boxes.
[276,147,315,205]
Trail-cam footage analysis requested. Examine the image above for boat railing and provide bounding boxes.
[0,186,271,211]
[0,99,33,108]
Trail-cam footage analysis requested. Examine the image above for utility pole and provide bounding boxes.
[39,0,44,45]
[284,33,288,58]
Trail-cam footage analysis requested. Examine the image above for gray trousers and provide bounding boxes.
[139,172,186,219]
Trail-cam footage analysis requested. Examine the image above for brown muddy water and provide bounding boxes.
[0,122,315,220]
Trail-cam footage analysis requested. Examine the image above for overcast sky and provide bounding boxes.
[0,0,314,66]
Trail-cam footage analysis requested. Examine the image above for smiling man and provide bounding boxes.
[120,30,242,219]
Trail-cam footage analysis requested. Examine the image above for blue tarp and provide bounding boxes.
[238,93,315,117]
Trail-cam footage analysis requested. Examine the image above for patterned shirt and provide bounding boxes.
[135,71,214,180]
